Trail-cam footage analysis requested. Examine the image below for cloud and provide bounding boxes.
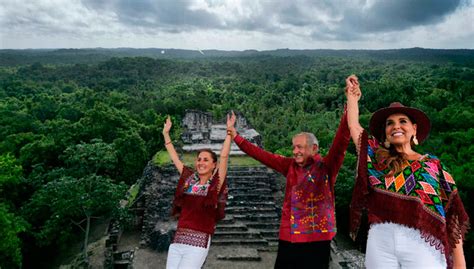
[0,0,121,37]
[102,0,223,31]
[341,0,463,33]
[0,0,472,49]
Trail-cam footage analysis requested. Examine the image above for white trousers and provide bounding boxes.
[166,238,211,269]
[365,223,446,269]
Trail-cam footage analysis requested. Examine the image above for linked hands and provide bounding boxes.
[226,111,237,139]
[345,74,361,102]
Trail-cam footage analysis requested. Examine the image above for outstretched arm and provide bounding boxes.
[162,116,184,174]
[227,112,291,175]
[345,75,364,152]
[323,104,350,183]
[217,111,235,191]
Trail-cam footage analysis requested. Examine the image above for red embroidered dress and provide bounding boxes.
[350,131,470,268]
[171,166,228,248]
[234,110,350,243]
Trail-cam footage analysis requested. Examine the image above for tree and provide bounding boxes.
[61,139,118,178]
[113,131,148,183]
[0,203,27,268]
[25,175,126,263]
[0,153,27,268]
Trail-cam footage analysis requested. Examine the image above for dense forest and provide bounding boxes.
[0,48,473,268]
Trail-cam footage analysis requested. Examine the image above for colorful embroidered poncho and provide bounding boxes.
[350,131,470,268]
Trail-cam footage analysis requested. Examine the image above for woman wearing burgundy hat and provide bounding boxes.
[162,113,234,269]
[345,75,469,268]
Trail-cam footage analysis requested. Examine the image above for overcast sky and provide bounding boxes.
[1,0,473,50]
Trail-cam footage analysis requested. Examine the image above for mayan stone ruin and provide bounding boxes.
[103,110,364,268]
[181,110,262,155]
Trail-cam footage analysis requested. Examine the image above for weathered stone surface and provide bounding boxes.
[149,221,176,251]
[330,241,365,269]
[181,110,262,155]
[138,163,179,250]
[216,248,261,261]
[105,110,366,268]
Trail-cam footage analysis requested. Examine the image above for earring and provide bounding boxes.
[413,135,419,146]
[384,140,390,148]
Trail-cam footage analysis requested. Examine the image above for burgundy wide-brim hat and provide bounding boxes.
[369,102,431,143]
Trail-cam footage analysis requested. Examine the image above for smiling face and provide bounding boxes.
[384,113,417,147]
[195,151,217,176]
[292,135,317,166]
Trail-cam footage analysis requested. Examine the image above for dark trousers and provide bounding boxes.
[274,240,331,269]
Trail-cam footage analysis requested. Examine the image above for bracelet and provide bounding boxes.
[165,141,172,145]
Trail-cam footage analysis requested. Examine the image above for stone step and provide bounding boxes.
[228,182,271,187]
[245,222,280,230]
[227,175,269,180]
[227,169,269,174]
[234,213,279,222]
[227,175,270,180]
[227,187,273,194]
[225,206,277,214]
[228,172,268,177]
[229,193,273,201]
[228,182,272,189]
[227,200,278,207]
[213,230,262,239]
[227,192,274,199]
[266,237,279,242]
[216,248,261,261]
[219,215,235,224]
[259,229,279,238]
[257,241,279,252]
[225,210,277,216]
[211,238,269,247]
[215,223,248,232]
[227,170,271,177]
[228,166,267,170]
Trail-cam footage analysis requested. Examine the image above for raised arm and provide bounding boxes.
[217,111,234,191]
[227,113,291,175]
[323,106,350,183]
[162,116,184,174]
[345,75,364,152]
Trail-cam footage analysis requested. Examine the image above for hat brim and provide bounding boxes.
[369,106,431,143]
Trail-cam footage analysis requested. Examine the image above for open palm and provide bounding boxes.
[163,116,172,135]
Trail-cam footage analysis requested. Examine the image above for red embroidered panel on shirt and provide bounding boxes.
[290,165,336,235]
[183,173,211,196]
[366,136,457,221]
[172,228,210,248]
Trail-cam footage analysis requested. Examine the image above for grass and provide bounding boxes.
[153,151,262,167]
[153,150,172,166]
[126,183,140,206]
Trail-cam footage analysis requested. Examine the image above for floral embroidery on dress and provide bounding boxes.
[290,164,336,235]
[183,173,211,196]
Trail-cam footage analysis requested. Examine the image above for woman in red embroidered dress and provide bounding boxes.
[345,75,469,269]
[162,113,234,269]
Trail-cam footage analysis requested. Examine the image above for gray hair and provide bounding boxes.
[293,132,319,147]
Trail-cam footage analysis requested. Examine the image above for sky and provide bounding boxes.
[1,0,473,50]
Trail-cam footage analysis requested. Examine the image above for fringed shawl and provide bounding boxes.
[349,130,469,268]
